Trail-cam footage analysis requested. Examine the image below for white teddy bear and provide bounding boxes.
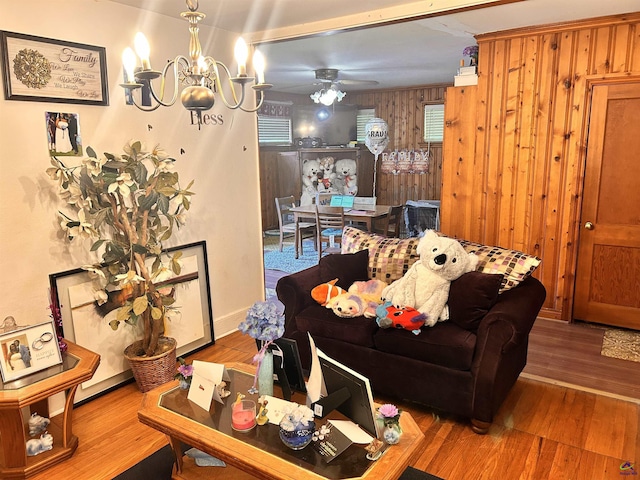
[382,230,478,326]
[300,159,320,205]
[334,158,358,196]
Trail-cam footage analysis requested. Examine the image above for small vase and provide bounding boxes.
[258,350,274,396]
[383,423,402,445]
[279,419,315,450]
[178,379,190,390]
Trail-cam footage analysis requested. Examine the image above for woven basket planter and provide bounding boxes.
[124,336,177,393]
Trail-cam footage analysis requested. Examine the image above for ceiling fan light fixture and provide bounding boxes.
[311,85,346,106]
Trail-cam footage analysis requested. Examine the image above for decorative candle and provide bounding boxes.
[134,32,151,70]
[234,37,248,77]
[231,400,256,431]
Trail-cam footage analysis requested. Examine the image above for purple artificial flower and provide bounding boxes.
[238,299,285,342]
[378,404,400,418]
[462,45,479,58]
[177,364,193,378]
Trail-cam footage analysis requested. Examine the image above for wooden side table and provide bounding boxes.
[0,341,100,479]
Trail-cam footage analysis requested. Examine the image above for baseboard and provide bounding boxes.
[214,308,247,339]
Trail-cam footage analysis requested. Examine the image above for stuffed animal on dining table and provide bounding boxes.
[375,301,427,335]
[382,230,478,326]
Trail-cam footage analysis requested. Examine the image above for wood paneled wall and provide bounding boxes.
[349,86,447,205]
[441,12,640,320]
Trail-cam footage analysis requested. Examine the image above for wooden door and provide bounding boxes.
[574,83,640,329]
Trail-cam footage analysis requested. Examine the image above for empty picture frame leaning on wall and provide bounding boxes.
[49,241,214,404]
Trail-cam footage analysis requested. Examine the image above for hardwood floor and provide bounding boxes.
[29,319,639,480]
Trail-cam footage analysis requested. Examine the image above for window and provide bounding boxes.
[423,104,444,143]
[258,101,292,145]
[356,108,376,143]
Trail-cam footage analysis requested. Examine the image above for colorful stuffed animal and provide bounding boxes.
[382,230,478,326]
[375,302,427,335]
[348,279,387,304]
[311,279,345,306]
[326,293,379,318]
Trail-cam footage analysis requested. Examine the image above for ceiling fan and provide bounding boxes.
[309,68,378,105]
[312,68,379,87]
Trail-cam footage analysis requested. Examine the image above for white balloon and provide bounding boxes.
[365,118,389,156]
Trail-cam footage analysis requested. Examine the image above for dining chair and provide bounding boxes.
[314,205,345,261]
[314,192,337,206]
[275,196,317,254]
[373,205,404,237]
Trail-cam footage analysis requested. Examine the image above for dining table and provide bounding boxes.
[290,204,391,259]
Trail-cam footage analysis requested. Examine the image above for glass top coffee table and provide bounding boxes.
[138,362,424,480]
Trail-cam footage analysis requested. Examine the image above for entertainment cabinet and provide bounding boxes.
[259,147,374,231]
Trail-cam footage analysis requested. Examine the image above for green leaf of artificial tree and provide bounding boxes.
[116,305,133,321]
[157,194,169,215]
[138,190,157,211]
[109,319,120,331]
[90,239,106,252]
[151,306,163,320]
[133,295,149,315]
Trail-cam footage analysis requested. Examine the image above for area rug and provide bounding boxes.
[601,328,640,362]
[114,445,443,480]
[263,240,319,274]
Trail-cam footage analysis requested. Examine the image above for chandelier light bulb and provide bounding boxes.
[253,49,265,84]
[122,47,137,83]
[234,37,248,76]
[134,32,151,70]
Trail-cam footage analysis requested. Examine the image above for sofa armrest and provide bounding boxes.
[474,276,546,356]
[276,265,323,335]
[470,276,546,424]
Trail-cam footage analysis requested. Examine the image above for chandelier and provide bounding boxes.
[310,85,346,106]
[119,0,271,120]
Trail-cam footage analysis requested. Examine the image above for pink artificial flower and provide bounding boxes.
[378,404,399,418]
[178,364,193,377]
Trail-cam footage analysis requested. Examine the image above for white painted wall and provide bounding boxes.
[0,1,266,348]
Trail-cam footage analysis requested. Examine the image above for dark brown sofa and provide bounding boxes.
[276,245,546,434]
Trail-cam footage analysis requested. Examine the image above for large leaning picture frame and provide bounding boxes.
[0,31,109,105]
[49,241,214,404]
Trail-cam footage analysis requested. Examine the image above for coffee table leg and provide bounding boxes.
[167,434,184,474]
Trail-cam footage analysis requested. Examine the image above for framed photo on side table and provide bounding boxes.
[49,241,214,404]
[0,31,109,105]
[0,320,62,383]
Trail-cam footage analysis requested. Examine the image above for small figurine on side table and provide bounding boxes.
[256,396,269,425]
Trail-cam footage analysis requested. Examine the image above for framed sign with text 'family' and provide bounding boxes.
[0,31,109,106]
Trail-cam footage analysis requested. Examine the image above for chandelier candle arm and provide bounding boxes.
[120,0,271,115]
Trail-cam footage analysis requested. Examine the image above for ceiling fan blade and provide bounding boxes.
[336,79,379,86]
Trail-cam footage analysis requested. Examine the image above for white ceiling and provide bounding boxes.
[108,0,640,95]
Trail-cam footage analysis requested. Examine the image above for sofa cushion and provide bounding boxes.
[295,304,377,348]
[459,240,541,293]
[318,249,369,290]
[448,271,503,332]
[340,227,420,284]
[373,322,476,371]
